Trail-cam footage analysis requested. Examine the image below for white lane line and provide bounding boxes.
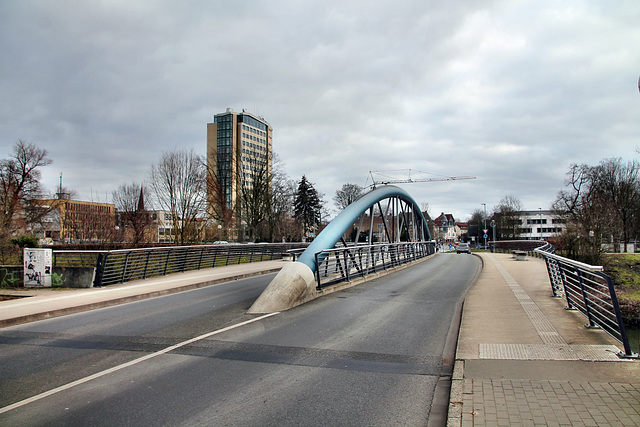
[0,312,280,414]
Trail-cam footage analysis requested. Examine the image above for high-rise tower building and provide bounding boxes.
[206,108,273,236]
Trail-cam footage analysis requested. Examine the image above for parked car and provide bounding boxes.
[456,242,471,254]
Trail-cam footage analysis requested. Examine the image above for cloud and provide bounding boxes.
[1,0,639,222]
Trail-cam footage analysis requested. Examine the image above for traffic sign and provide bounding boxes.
[483,234,488,239]
[483,229,489,234]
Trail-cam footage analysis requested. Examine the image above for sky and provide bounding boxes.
[1,0,639,222]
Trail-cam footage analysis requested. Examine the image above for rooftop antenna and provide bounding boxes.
[56,173,67,200]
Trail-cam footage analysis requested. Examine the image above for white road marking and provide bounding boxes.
[0,312,280,414]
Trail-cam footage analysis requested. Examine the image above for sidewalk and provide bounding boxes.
[448,252,640,426]
[0,260,285,327]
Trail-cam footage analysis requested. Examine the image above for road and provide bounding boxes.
[0,253,480,426]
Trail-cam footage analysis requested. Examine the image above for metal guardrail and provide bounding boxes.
[53,243,307,287]
[313,241,437,289]
[490,239,555,256]
[534,247,638,359]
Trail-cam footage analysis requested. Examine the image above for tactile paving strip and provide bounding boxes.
[488,254,566,345]
[479,343,623,361]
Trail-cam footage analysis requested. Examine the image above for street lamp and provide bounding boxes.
[482,203,487,251]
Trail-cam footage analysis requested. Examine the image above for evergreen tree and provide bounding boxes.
[294,175,322,239]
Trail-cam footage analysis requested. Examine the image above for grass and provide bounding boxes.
[604,254,640,328]
[604,254,640,296]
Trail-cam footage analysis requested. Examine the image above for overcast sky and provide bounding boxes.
[1,0,639,221]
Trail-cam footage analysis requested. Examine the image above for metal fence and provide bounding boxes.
[489,239,555,255]
[53,243,307,287]
[534,247,637,359]
[313,241,437,289]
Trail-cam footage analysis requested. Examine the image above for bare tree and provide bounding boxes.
[554,159,640,259]
[467,209,485,243]
[113,182,152,245]
[0,140,52,238]
[150,149,207,245]
[492,195,523,240]
[589,158,640,247]
[269,153,297,242]
[553,164,609,263]
[333,183,364,210]
[239,157,272,241]
[205,150,235,238]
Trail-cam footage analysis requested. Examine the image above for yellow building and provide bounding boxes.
[38,199,115,243]
[207,108,273,235]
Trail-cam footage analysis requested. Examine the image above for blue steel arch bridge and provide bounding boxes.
[296,185,435,288]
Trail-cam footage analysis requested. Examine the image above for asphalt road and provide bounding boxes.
[0,253,480,426]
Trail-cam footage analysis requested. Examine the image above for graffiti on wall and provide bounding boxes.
[52,272,66,287]
[0,268,22,287]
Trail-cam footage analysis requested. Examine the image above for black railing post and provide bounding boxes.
[543,256,560,297]
[94,252,107,287]
[180,248,188,272]
[343,250,350,281]
[576,269,597,328]
[198,246,205,270]
[163,249,172,275]
[315,252,322,289]
[559,264,575,310]
[143,250,151,279]
[121,252,131,283]
[598,272,635,357]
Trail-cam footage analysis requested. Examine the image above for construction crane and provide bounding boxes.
[367,169,476,189]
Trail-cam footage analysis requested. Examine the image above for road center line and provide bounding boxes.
[0,312,280,415]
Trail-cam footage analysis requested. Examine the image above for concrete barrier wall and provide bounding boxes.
[52,267,96,288]
[0,266,23,287]
[1,266,96,288]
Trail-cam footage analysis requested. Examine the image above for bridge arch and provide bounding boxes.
[298,185,431,272]
[248,185,432,314]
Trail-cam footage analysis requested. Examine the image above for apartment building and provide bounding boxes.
[206,108,273,236]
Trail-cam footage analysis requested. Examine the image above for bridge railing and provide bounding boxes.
[53,243,307,287]
[534,247,637,359]
[490,239,555,256]
[313,241,436,289]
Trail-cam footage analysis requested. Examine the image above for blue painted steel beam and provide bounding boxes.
[297,185,431,272]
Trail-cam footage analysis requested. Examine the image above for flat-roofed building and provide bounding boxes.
[206,108,273,239]
[36,199,115,243]
[518,209,565,240]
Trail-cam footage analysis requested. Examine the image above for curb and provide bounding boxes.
[0,268,282,328]
[446,252,483,426]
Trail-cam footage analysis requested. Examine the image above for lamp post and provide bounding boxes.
[482,203,487,251]
[491,220,496,248]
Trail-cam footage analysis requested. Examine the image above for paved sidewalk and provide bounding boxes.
[0,260,285,327]
[448,252,640,426]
